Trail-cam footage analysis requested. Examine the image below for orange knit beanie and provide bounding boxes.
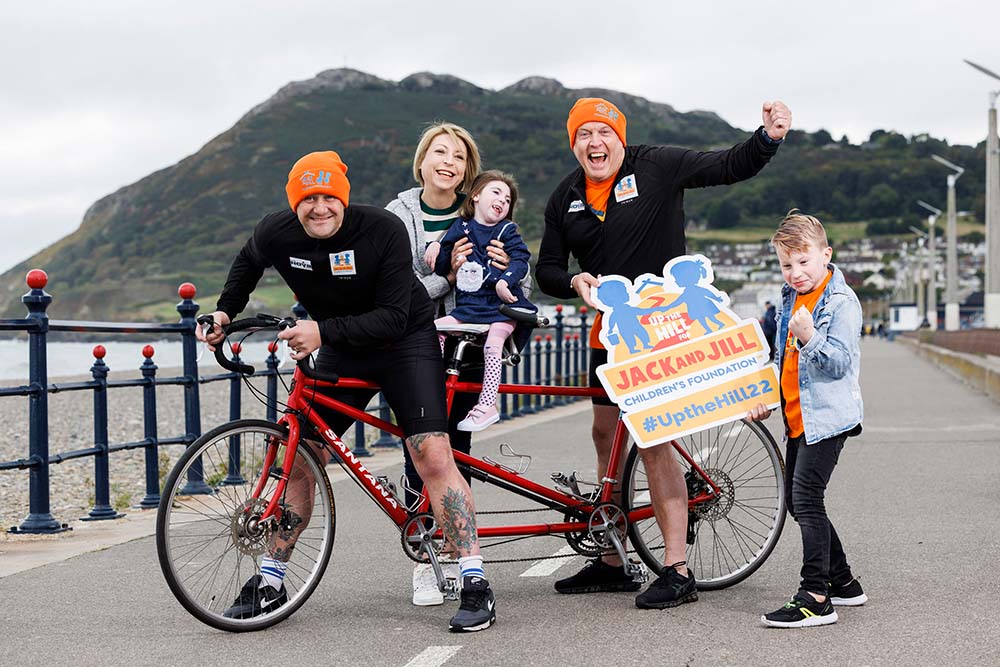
[285,151,351,211]
[566,97,627,148]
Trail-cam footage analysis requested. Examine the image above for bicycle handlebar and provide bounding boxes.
[499,304,550,327]
[202,306,552,382]
[198,314,340,385]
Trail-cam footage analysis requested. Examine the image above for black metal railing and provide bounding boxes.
[0,269,593,533]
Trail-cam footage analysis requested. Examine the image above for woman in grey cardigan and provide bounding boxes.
[386,122,512,607]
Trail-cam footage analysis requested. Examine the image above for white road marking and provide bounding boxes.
[404,646,462,667]
[863,423,1000,433]
[520,545,578,577]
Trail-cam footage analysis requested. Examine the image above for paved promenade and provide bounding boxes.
[1,339,998,666]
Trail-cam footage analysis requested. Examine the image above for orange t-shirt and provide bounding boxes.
[584,175,616,350]
[781,271,832,438]
[585,175,615,222]
[589,312,604,349]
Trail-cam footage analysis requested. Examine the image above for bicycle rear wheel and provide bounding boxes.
[622,419,785,590]
[156,419,336,631]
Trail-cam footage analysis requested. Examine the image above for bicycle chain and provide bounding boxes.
[436,503,646,564]
[437,545,646,565]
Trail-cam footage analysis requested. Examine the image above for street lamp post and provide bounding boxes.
[909,225,930,327]
[931,154,965,330]
[899,241,914,303]
[963,60,1000,328]
[916,236,927,326]
[917,200,942,328]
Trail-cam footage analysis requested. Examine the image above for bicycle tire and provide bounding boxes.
[621,419,785,590]
[156,419,336,632]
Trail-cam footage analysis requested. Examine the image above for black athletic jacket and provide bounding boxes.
[217,205,435,348]
[536,128,780,298]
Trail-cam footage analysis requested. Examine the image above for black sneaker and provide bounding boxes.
[222,574,288,619]
[829,577,867,606]
[554,559,642,594]
[448,576,496,632]
[761,592,838,628]
[634,566,698,609]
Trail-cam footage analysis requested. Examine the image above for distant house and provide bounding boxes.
[889,302,920,331]
[863,273,891,290]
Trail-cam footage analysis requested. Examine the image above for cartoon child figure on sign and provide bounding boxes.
[595,279,668,353]
[591,253,780,450]
[662,258,725,334]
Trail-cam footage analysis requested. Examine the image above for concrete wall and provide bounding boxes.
[899,337,1000,404]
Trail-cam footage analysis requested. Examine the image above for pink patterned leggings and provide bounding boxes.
[436,316,515,408]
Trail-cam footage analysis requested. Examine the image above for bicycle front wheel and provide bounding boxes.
[622,419,785,590]
[156,419,336,632]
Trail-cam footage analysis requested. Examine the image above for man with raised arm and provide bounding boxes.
[198,150,496,632]
[535,97,791,609]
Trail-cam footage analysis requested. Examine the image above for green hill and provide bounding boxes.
[0,69,986,320]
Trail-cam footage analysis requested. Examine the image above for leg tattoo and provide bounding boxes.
[270,509,305,562]
[271,544,295,561]
[406,431,447,454]
[440,487,477,554]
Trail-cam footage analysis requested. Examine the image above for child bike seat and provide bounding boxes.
[435,322,491,336]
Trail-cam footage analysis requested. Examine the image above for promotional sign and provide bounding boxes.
[592,254,780,448]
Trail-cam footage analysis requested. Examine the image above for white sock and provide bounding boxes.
[260,556,287,589]
[458,555,485,582]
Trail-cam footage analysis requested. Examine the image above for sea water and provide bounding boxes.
[0,338,285,381]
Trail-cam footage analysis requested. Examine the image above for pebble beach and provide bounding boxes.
[0,367,368,534]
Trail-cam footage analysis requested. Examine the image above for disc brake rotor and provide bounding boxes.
[693,468,736,521]
[230,498,271,557]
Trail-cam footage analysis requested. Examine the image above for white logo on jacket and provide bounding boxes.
[329,250,357,276]
[614,175,638,203]
[567,200,585,213]
[290,257,313,271]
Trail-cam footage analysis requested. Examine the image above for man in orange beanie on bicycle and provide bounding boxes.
[199,150,496,632]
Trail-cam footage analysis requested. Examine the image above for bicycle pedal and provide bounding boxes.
[550,472,575,495]
[627,561,649,585]
[375,475,398,499]
[443,577,461,601]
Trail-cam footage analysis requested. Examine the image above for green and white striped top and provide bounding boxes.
[420,192,466,244]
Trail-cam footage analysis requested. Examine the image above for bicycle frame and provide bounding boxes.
[253,363,723,544]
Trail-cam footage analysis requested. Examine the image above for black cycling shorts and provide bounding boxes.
[307,325,449,438]
[588,347,616,407]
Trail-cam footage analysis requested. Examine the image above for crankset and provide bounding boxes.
[399,512,459,601]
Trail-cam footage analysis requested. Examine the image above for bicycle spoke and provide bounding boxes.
[158,422,335,630]
[628,420,785,589]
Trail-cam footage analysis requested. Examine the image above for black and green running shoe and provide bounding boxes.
[761,592,838,628]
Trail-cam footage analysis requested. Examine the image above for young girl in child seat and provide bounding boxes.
[426,170,537,432]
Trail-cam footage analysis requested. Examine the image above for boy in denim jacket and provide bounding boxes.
[748,210,866,628]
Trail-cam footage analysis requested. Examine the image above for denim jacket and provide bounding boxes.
[774,263,864,444]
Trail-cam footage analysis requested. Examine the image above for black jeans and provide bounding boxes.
[785,433,854,596]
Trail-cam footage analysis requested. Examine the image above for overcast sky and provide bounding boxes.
[2,0,998,277]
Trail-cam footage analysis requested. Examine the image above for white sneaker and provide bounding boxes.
[412,562,444,606]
